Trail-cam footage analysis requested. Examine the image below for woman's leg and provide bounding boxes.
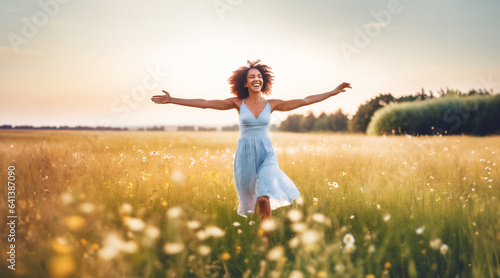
[257,196,271,220]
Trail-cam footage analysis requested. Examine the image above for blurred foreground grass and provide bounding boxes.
[0,130,499,277]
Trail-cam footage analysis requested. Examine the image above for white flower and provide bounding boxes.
[288,270,304,278]
[287,209,303,222]
[164,242,184,255]
[266,246,284,261]
[430,238,442,250]
[61,193,73,205]
[125,218,145,232]
[368,244,375,254]
[196,230,208,240]
[232,221,241,227]
[383,214,391,222]
[416,226,425,235]
[440,244,449,255]
[312,213,326,223]
[291,223,307,233]
[261,219,277,232]
[197,245,211,256]
[119,203,133,215]
[145,225,160,239]
[343,233,355,245]
[205,226,225,238]
[344,243,356,253]
[98,233,123,260]
[186,220,201,230]
[167,207,183,219]
[300,230,320,250]
[121,241,138,254]
[79,202,95,214]
[289,237,300,249]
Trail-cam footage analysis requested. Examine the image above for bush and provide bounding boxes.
[367,94,500,136]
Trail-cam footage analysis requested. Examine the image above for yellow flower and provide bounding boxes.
[50,255,75,278]
[221,252,231,261]
[384,262,392,269]
[365,275,376,278]
[313,198,318,206]
[64,215,85,230]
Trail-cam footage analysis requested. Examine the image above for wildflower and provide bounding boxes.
[164,242,185,255]
[121,241,138,254]
[119,203,133,215]
[368,244,375,254]
[416,226,425,235]
[288,270,304,278]
[313,198,318,206]
[261,219,277,232]
[61,192,73,205]
[186,220,201,230]
[266,246,284,261]
[366,275,375,278]
[205,226,225,238]
[300,230,320,251]
[287,209,303,222]
[295,196,304,205]
[343,233,355,244]
[291,223,307,233]
[196,230,208,240]
[221,252,231,261]
[51,237,73,254]
[50,255,75,278]
[64,215,85,230]
[440,244,449,255]
[312,213,326,223]
[197,245,211,256]
[335,263,345,273]
[317,270,327,277]
[383,214,391,222]
[98,233,124,260]
[124,218,145,232]
[384,262,392,269]
[344,243,356,253]
[167,207,183,219]
[79,202,94,214]
[429,238,442,250]
[145,225,160,239]
[232,221,241,227]
[289,237,300,249]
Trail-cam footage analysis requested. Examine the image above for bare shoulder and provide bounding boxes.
[227,97,243,109]
[268,99,285,112]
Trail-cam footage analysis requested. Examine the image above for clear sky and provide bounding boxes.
[1,0,499,128]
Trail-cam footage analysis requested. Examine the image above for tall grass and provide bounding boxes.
[0,130,498,277]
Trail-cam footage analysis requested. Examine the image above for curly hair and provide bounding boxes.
[228,60,274,99]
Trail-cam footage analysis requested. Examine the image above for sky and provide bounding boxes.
[1,0,499,128]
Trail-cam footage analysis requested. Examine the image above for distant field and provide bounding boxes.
[0,130,499,277]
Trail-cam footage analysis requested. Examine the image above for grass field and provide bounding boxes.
[0,130,499,277]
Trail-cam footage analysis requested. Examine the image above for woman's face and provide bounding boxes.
[244,68,263,94]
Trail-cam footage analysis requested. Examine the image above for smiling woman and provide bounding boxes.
[151,59,351,226]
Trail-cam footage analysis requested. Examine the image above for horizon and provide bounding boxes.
[1,0,499,127]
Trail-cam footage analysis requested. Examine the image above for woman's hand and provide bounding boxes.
[331,82,352,96]
[151,90,171,104]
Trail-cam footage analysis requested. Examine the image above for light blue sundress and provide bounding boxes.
[234,99,300,217]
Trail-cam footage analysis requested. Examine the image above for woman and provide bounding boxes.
[151,60,351,221]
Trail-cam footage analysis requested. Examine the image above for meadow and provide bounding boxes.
[0,130,498,277]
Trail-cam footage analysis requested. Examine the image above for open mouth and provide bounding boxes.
[252,83,260,88]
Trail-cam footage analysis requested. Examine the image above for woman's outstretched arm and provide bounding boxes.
[270,82,351,112]
[151,90,239,110]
